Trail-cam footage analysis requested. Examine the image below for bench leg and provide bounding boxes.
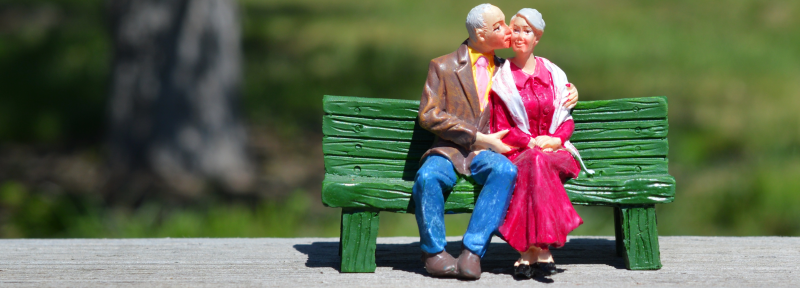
[614,207,624,257]
[615,205,662,270]
[339,209,380,272]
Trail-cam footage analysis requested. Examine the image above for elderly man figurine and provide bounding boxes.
[413,3,516,280]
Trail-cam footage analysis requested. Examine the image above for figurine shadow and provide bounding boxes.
[293,237,625,280]
[399,121,435,182]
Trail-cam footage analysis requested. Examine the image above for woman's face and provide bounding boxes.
[510,16,540,56]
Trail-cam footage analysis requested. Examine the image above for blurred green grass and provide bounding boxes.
[1,0,799,238]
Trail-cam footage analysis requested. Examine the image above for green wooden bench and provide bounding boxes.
[321,95,675,273]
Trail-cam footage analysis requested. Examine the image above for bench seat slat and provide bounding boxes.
[323,137,668,160]
[322,174,675,210]
[324,155,668,179]
[323,95,668,122]
[323,115,667,142]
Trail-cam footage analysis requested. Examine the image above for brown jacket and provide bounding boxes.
[419,40,504,175]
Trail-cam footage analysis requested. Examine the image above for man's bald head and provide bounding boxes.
[466,4,493,41]
[466,3,511,53]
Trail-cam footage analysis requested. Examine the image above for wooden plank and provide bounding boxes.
[323,115,667,142]
[571,119,668,142]
[323,95,668,122]
[6,238,800,285]
[582,158,669,177]
[323,95,419,119]
[564,176,675,206]
[321,176,480,213]
[321,174,675,211]
[571,96,668,122]
[614,207,625,256]
[323,137,667,160]
[323,156,420,180]
[339,209,380,272]
[322,115,434,142]
[322,137,432,160]
[572,139,668,160]
[618,205,662,270]
[324,155,667,179]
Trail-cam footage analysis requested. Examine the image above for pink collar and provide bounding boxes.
[509,57,551,88]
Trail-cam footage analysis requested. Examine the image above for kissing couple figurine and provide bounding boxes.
[414,3,590,280]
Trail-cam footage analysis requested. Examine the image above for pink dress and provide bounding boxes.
[492,58,583,252]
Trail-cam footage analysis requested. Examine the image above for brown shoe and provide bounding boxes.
[421,251,458,277]
[534,262,558,276]
[456,248,481,280]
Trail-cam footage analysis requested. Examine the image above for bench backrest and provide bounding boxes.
[322,95,669,181]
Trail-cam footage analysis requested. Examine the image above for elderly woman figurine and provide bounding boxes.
[490,8,591,278]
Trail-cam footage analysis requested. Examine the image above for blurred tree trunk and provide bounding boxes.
[106,0,253,200]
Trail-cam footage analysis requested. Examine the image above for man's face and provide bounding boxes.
[479,6,511,50]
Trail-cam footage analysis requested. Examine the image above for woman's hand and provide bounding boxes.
[530,135,562,152]
[564,83,579,109]
[527,138,537,150]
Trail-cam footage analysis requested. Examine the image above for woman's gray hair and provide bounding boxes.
[512,8,545,33]
[466,3,492,40]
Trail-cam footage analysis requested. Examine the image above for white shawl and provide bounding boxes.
[491,57,595,175]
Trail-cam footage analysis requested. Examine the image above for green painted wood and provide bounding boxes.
[322,115,433,141]
[322,174,675,211]
[324,155,667,179]
[570,119,668,142]
[323,155,420,180]
[339,209,380,272]
[571,96,667,122]
[572,139,668,160]
[582,158,669,177]
[322,176,480,213]
[614,207,625,257]
[323,95,667,122]
[618,205,662,270]
[565,176,675,206]
[323,137,667,161]
[324,95,420,119]
[324,115,667,142]
[322,137,432,160]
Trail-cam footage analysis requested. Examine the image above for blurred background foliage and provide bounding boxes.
[0,0,799,238]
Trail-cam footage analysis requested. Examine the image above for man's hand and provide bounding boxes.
[564,83,579,109]
[475,130,513,154]
[529,135,562,152]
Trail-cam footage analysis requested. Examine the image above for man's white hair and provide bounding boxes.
[466,3,493,40]
[511,8,545,33]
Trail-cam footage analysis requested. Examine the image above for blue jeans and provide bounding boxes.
[412,151,517,257]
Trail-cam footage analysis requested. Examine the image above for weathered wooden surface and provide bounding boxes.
[0,237,797,287]
[617,205,662,269]
[323,95,668,122]
[573,139,668,159]
[321,96,670,168]
[320,95,674,208]
[324,137,668,160]
[323,115,667,142]
[324,156,668,178]
[322,175,676,210]
[340,209,380,272]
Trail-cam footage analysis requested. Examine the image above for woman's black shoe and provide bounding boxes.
[513,264,534,279]
[534,262,558,276]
